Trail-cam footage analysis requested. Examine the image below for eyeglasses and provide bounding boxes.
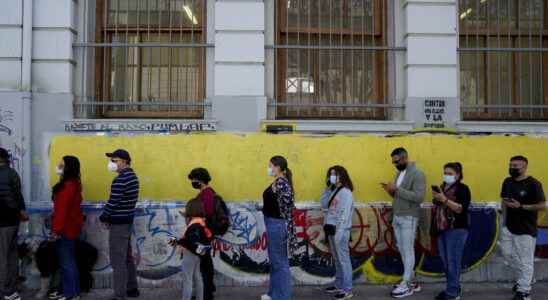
[392,158,402,165]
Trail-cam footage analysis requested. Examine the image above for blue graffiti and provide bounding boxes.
[227,210,258,245]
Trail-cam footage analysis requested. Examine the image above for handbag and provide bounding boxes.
[323,186,343,237]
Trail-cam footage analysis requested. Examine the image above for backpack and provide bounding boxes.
[206,194,230,236]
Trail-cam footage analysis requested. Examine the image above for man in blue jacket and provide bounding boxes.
[99,149,140,300]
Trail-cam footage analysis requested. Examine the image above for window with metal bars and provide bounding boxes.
[459,0,548,121]
[75,0,207,118]
[273,0,399,120]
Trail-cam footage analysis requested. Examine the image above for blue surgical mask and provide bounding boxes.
[443,175,456,185]
[268,167,274,177]
[329,175,337,185]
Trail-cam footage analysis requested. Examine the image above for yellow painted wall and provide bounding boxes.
[48,133,548,203]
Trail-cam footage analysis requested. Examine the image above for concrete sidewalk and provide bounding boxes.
[20,283,547,300]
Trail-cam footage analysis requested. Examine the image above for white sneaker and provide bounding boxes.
[391,282,414,298]
[4,293,21,300]
[261,294,272,300]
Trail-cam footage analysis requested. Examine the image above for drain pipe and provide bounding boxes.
[21,0,33,202]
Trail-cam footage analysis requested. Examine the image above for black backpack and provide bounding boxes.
[206,194,230,236]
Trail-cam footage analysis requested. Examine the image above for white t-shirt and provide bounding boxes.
[396,170,406,187]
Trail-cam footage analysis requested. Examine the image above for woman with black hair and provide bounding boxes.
[320,166,354,300]
[187,167,216,300]
[50,156,84,300]
[261,156,296,300]
[431,162,471,300]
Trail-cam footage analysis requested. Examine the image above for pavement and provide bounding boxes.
[19,282,548,300]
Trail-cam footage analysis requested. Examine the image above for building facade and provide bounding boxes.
[1,0,548,287]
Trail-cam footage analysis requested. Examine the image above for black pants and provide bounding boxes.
[200,252,215,300]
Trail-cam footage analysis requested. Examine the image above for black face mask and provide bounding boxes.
[396,163,407,171]
[191,182,201,189]
[509,168,521,179]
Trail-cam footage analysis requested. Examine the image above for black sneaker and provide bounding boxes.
[512,284,518,293]
[127,288,140,298]
[512,291,531,300]
[333,292,353,300]
[324,286,341,294]
[435,291,447,300]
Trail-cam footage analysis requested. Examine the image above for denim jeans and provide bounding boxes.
[56,236,80,298]
[328,229,352,293]
[437,229,469,297]
[265,217,291,300]
[392,215,418,282]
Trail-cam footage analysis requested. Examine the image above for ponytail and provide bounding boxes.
[285,168,294,191]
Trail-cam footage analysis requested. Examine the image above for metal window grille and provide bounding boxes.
[74,0,210,119]
[271,0,403,120]
[459,0,548,121]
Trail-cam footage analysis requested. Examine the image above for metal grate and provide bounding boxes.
[459,0,548,121]
[74,0,210,119]
[271,0,403,120]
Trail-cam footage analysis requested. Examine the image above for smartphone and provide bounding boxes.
[431,185,441,193]
[502,197,513,203]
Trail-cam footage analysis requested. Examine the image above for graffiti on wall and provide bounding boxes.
[21,204,514,286]
[0,108,23,173]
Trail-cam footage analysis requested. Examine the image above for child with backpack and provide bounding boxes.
[187,168,230,300]
[169,199,212,300]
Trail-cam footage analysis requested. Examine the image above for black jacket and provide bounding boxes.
[177,223,211,256]
[0,165,25,227]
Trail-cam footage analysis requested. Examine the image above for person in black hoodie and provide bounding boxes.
[0,148,28,300]
[169,199,212,300]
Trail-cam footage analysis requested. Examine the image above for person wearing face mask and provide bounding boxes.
[0,148,28,300]
[381,147,425,298]
[500,156,545,300]
[320,166,355,300]
[187,168,217,300]
[261,156,296,300]
[431,162,470,300]
[99,149,140,300]
[50,156,84,300]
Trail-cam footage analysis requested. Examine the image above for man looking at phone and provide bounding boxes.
[501,155,545,300]
[381,147,426,298]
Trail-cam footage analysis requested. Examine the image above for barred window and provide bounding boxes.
[76,0,207,118]
[273,0,397,120]
[459,0,548,120]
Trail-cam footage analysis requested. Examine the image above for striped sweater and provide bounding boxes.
[99,168,139,224]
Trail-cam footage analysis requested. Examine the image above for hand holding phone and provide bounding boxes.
[431,185,441,193]
[167,237,178,246]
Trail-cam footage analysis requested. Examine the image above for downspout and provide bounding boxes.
[21,0,33,202]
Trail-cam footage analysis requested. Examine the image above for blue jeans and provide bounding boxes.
[56,236,80,297]
[328,229,352,293]
[437,229,469,297]
[265,217,291,300]
[392,215,418,282]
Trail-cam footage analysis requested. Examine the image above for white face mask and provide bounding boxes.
[267,167,274,177]
[108,161,118,172]
[443,175,456,185]
[329,175,338,185]
[55,166,63,176]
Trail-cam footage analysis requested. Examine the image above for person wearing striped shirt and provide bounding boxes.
[99,149,140,300]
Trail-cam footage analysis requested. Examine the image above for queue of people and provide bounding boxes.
[0,146,545,300]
